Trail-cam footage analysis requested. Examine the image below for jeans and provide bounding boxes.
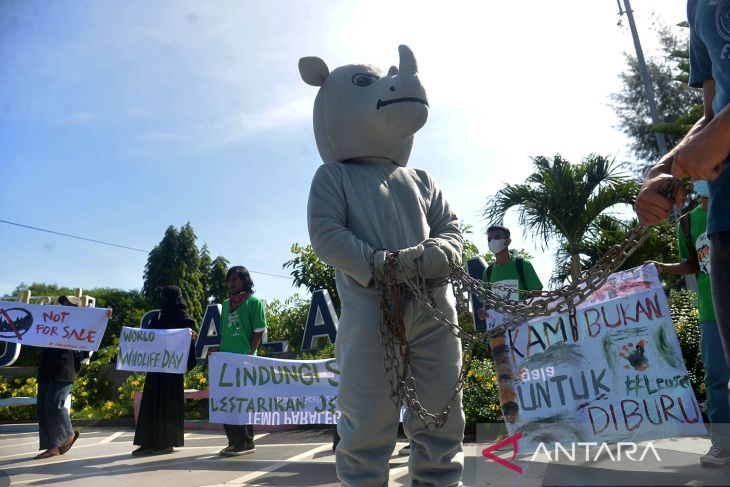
[700,321,730,448]
[37,381,73,450]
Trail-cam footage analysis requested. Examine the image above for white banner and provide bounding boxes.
[0,301,109,351]
[116,326,192,374]
[209,353,340,425]
[491,264,707,447]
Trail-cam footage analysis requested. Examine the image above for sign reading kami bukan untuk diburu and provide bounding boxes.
[490,264,706,447]
[0,302,109,352]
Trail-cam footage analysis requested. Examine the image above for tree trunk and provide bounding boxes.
[570,253,582,283]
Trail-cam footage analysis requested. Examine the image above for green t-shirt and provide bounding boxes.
[219,294,267,354]
[482,256,543,301]
[678,206,714,322]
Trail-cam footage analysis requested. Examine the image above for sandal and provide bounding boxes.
[34,449,60,460]
[59,430,80,455]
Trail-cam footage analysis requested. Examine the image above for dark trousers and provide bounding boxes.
[37,381,73,450]
[710,231,730,366]
[223,424,254,449]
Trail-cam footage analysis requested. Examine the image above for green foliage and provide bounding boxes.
[208,256,230,305]
[265,295,311,352]
[299,340,335,360]
[71,342,117,416]
[462,357,503,429]
[143,223,220,324]
[0,375,38,422]
[611,23,703,172]
[284,244,340,314]
[551,217,682,288]
[88,288,152,347]
[668,289,704,401]
[484,154,639,282]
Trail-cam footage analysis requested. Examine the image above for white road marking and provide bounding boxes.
[224,443,333,485]
[99,431,125,444]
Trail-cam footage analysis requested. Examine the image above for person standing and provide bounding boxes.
[477,226,543,326]
[649,181,730,465]
[132,285,196,456]
[218,266,266,457]
[35,295,111,459]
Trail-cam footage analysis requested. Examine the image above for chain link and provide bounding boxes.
[374,223,649,429]
[372,178,679,428]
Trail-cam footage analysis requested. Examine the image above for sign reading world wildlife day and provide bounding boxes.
[490,264,706,446]
[209,353,340,425]
[0,301,109,351]
[116,326,192,374]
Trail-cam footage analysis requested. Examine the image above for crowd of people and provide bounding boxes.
[18,2,730,484]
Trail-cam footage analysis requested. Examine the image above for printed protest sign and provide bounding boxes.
[116,326,192,374]
[0,301,109,352]
[209,353,340,425]
[490,264,706,447]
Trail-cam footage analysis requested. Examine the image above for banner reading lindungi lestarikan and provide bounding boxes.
[490,264,706,446]
[0,301,109,351]
[209,353,340,425]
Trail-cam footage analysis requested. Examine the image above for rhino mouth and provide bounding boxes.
[376,97,429,110]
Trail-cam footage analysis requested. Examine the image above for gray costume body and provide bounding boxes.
[308,161,464,487]
[301,45,464,486]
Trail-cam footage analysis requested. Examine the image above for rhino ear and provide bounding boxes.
[299,57,329,86]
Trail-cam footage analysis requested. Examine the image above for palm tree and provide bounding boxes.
[483,154,639,283]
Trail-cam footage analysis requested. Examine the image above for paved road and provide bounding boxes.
[1,425,729,486]
[0,426,422,487]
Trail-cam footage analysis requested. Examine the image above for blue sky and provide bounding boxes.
[1,0,689,304]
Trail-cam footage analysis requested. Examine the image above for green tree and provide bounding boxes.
[208,255,230,305]
[551,216,681,288]
[88,288,152,347]
[483,154,639,283]
[199,244,213,305]
[611,23,703,173]
[283,243,340,314]
[264,295,311,352]
[142,223,206,323]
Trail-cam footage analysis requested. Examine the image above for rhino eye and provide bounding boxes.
[351,73,379,87]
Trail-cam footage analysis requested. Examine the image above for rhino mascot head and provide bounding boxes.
[298,45,428,167]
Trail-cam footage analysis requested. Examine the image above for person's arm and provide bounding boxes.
[635,17,714,226]
[673,81,730,180]
[419,171,463,278]
[250,331,264,353]
[249,298,267,354]
[647,219,699,275]
[523,260,543,292]
[649,260,699,276]
[307,164,376,287]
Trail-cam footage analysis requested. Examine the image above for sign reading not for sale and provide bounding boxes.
[0,301,109,351]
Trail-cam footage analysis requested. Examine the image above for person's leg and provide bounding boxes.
[710,231,730,365]
[700,320,730,464]
[36,381,50,451]
[221,424,254,455]
[243,425,255,449]
[336,290,400,487]
[402,285,464,486]
[38,382,74,456]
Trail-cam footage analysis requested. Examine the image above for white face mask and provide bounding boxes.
[488,239,507,254]
[694,180,710,198]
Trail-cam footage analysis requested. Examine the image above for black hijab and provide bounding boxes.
[150,285,196,330]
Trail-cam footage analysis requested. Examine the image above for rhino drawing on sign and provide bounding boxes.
[301,45,464,486]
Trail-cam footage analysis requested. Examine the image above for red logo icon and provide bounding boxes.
[481,431,523,474]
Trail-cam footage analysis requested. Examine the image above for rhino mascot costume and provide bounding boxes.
[300,45,464,486]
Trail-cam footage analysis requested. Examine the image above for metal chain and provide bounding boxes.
[373,178,679,428]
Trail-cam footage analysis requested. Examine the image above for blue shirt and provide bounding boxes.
[688,0,730,235]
